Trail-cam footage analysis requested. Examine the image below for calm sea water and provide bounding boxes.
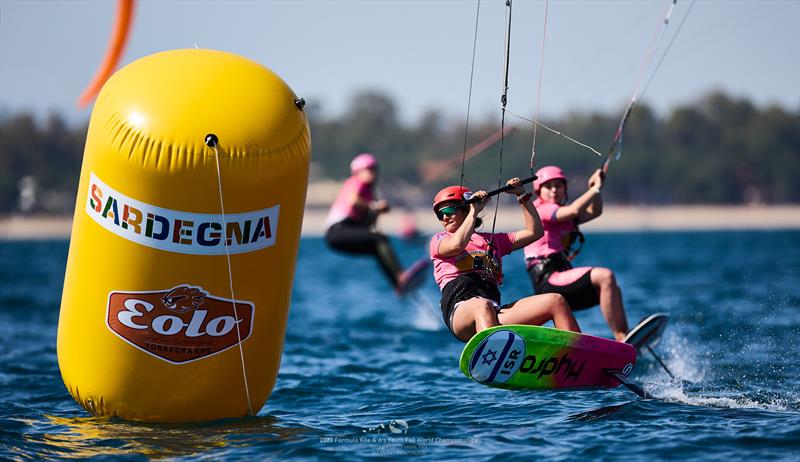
[1,230,799,461]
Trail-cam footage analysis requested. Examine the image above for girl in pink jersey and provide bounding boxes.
[430,178,581,342]
[325,153,424,294]
[523,165,629,340]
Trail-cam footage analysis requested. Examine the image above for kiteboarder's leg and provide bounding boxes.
[450,297,501,342]
[497,293,581,333]
[326,221,403,287]
[374,233,403,287]
[591,267,629,341]
[325,221,376,255]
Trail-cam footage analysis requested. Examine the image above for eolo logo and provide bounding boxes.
[106,285,254,364]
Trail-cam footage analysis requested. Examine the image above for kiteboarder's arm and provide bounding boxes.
[370,199,390,214]
[579,169,604,223]
[437,192,488,257]
[554,190,595,222]
[350,192,389,215]
[505,178,543,250]
[555,169,603,223]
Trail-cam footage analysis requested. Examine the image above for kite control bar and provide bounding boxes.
[464,175,537,204]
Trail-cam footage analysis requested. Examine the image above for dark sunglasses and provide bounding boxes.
[436,205,465,220]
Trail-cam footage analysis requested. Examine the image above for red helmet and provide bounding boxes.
[533,165,567,192]
[432,186,471,211]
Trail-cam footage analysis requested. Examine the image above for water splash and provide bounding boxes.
[635,328,706,383]
[648,383,794,411]
[409,292,442,331]
[661,329,707,382]
[639,328,795,412]
[363,419,410,434]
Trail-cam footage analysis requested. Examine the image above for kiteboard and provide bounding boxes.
[623,313,669,351]
[623,313,674,379]
[396,257,430,296]
[459,325,636,392]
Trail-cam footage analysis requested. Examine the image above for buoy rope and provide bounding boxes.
[209,138,254,417]
[459,0,482,191]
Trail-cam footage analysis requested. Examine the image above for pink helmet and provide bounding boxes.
[350,153,378,174]
[533,165,567,192]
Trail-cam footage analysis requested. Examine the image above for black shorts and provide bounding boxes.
[325,219,384,255]
[440,273,502,340]
[528,267,599,311]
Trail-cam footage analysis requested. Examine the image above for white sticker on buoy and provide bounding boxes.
[86,172,279,255]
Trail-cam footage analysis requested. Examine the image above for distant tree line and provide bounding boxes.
[0,113,86,214]
[1,90,798,214]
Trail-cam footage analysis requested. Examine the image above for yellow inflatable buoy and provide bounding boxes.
[57,49,310,422]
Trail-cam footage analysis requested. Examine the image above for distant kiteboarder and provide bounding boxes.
[324,153,427,295]
[522,166,630,341]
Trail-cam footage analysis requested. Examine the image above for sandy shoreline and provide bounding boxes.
[1,205,797,240]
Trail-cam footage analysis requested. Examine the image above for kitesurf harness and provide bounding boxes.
[474,234,502,284]
[566,223,585,262]
[527,252,571,287]
[526,219,585,285]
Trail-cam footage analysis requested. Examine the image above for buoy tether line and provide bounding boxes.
[205,133,255,417]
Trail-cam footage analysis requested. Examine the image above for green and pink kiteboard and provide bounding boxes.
[459,325,637,392]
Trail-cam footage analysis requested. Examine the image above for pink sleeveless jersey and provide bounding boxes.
[523,198,592,286]
[430,231,516,289]
[324,176,374,228]
[523,199,576,261]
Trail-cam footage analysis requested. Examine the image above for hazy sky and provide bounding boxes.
[1,0,798,126]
